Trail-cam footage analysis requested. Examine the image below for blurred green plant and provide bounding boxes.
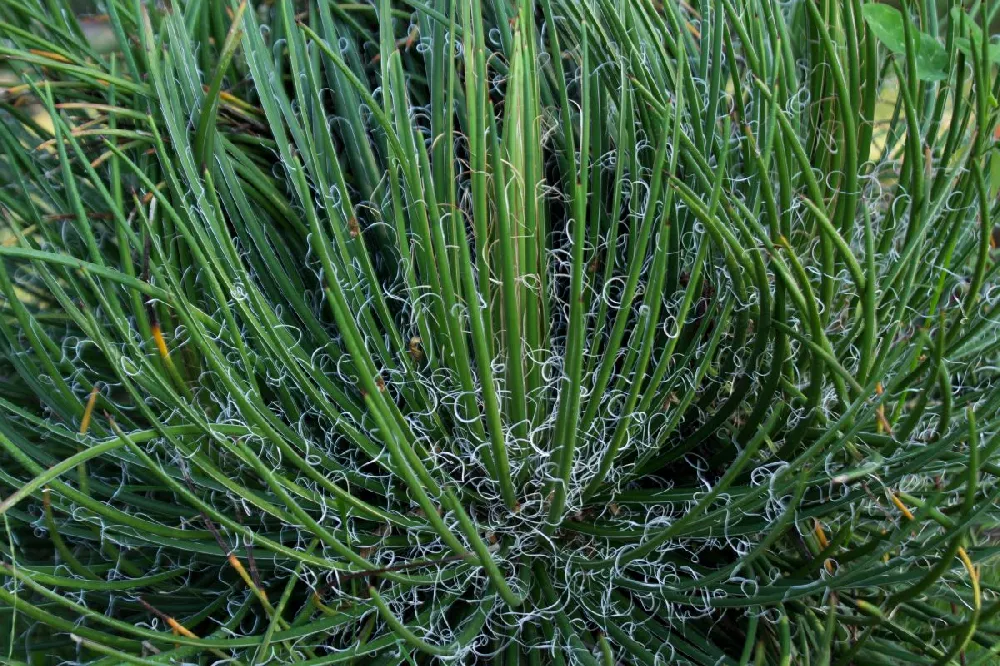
[1,0,999,664]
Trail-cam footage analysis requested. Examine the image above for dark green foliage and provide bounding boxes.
[1,0,999,663]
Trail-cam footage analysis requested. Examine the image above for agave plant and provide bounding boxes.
[1,0,999,663]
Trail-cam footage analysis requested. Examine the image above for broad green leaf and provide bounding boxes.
[955,37,1000,64]
[950,8,1000,64]
[862,4,948,80]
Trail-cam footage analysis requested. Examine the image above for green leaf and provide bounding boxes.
[955,37,1000,64]
[950,8,1000,65]
[862,4,948,80]
[194,1,248,170]
[991,150,1000,201]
